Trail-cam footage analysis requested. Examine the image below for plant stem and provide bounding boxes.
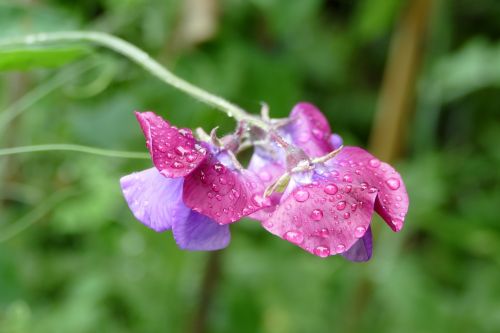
[0,31,270,130]
[0,144,150,159]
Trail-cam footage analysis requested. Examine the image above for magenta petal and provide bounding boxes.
[261,178,377,258]
[287,102,332,157]
[326,147,409,231]
[135,111,207,178]
[172,211,230,251]
[341,226,373,262]
[120,168,189,232]
[183,155,266,225]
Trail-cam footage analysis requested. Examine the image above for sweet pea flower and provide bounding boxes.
[120,112,265,251]
[249,103,409,261]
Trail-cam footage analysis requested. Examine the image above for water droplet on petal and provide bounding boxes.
[342,175,353,183]
[294,189,309,202]
[213,163,225,174]
[310,209,323,221]
[283,230,304,244]
[385,177,401,190]
[354,226,366,238]
[175,145,189,156]
[313,246,330,258]
[344,185,352,193]
[369,159,381,168]
[336,201,346,211]
[219,177,227,185]
[336,244,346,253]
[172,161,184,169]
[368,187,378,193]
[343,212,350,219]
[391,218,403,230]
[319,228,329,237]
[324,184,338,195]
[186,154,197,163]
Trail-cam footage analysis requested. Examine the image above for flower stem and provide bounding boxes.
[0,31,270,130]
[0,144,149,159]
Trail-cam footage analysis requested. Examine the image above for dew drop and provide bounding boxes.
[186,154,197,163]
[310,209,324,221]
[385,177,401,190]
[293,189,310,202]
[252,194,271,207]
[319,228,329,237]
[343,212,350,219]
[172,161,184,169]
[313,246,330,258]
[354,226,366,238]
[219,177,227,185]
[342,175,353,183]
[174,145,189,156]
[368,187,378,193]
[344,185,352,193]
[324,184,338,195]
[336,244,346,253]
[391,218,403,230]
[213,163,225,174]
[336,201,346,211]
[369,159,381,168]
[283,230,304,244]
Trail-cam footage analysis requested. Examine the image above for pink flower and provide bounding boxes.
[120,103,409,261]
[120,112,265,251]
[249,103,409,261]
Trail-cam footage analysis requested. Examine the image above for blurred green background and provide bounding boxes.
[1,0,500,332]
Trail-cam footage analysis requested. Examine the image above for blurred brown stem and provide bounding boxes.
[369,0,434,162]
[189,251,222,333]
[346,0,434,332]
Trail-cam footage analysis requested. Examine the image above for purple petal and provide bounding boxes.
[247,147,286,187]
[120,168,189,232]
[135,111,207,178]
[172,211,230,251]
[286,102,332,157]
[183,154,267,225]
[325,147,409,232]
[261,177,377,258]
[341,226,373,262]
[329,134,343,150]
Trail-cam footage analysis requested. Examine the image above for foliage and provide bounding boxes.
[1,0,500,332]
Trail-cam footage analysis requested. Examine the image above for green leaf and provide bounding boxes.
[0,46,91,71]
